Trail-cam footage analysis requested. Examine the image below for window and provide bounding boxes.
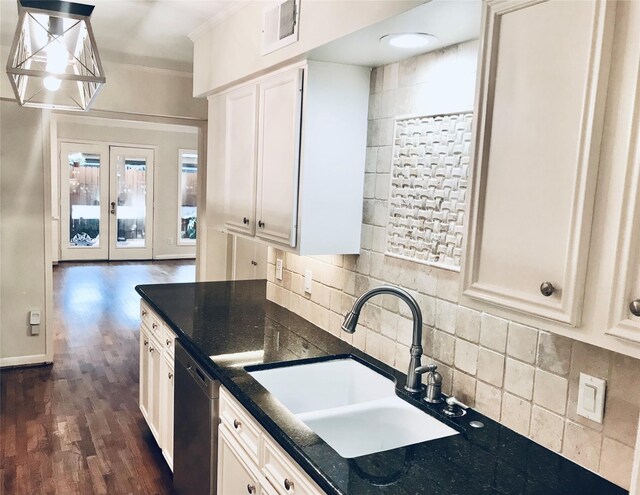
[178,150,197,244]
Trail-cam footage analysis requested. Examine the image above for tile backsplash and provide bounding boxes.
[265,41,639,489]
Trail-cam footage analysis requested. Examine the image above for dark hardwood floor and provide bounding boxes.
[1,260,195,495]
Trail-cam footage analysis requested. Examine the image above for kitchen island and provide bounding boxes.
[136,280,626,495]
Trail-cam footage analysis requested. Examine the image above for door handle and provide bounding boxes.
[110,201,116,214]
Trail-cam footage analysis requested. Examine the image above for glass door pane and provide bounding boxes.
[109,147,154,260]
[68,152,101,248]
[59,142,109,261]
[115,155,148,248]
[178,150,197,244]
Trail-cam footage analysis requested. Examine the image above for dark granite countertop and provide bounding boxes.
[135,280,627,495]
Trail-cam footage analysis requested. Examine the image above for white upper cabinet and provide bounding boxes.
[224,84,258,236]
[462,0,615,325]
[217,61,370,255]
[256,69,303,247]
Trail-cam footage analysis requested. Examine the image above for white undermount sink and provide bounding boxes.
[248,358,459,458]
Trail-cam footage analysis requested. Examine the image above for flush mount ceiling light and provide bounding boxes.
[6,0,105,111]
[380,32,438,49]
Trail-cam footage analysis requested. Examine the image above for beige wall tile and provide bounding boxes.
[477,348,505,388]
[456,306,481,343]
[563,421,603,472]
[598,437,634,490]
[479,313,508,353]
[378,335,396,367]
[571,341,611,379]
[533,369,568,415]
[454,339,479,375]
[475,381,502,421]
[436,270,459,303]
[432,329,455,366]
[537,331,572,376]
[603,397,639,448]
[609,353,640,407]
[394,343,410,373]
[507,322,538,364]
[530,406,564,452]
[436,299,457,334]
[436,362,454,396]
[416,270,437,296]
[501,393,531,436]
[452,370,476,407]
[504,358,535,400]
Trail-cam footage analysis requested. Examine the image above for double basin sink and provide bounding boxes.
[248,357,459,458]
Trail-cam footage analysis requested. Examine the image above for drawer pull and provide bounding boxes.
[540,282,555,297]
[149,347,155,353]
[246,484,256,494]
[141,310,148,317]
[168,372,173,379]
[233,419,242,430]
[284,478,294,491]
[258,220,265,228]
[152,323,158,329]
[143,340,148,347]
[630,299,640,317]
[243,217,250,225]
[166,339,171,346]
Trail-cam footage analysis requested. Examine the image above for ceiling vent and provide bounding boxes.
[262,0,300,55]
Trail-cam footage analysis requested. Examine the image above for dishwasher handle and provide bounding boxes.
[176,341,217,399]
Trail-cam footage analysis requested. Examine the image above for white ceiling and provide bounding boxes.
[310,0,481,67]
[0,0,236,72]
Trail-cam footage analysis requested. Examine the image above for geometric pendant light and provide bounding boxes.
[6,0,106,111]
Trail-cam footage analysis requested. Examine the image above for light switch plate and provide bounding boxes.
[276,259,283,281]
[304,269,312,294]
[577,372,606,423]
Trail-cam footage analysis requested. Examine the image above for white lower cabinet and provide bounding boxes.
[139,301,176,471]
[218,386,325,495]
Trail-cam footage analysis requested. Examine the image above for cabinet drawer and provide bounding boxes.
[262,436,323,495]
[220,387,262,464]
[162,326,177,358]
[140,300,153,328]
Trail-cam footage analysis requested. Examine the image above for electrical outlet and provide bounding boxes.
[167,237,173,245]
[304,269,313,294]
[276,259,283,281]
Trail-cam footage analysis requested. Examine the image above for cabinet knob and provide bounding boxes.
[233,419,241,430]
[246,484,256,494]
[251,260,258,266]
[630,300,640,317]
[540,282,555,297]
[166,339,171,346]
[243,217,249,225]
[152,323,158,329]
[258,220,265,228]
[284,478,294,491]
[141,310,147,317]
[168,372,173,379]
[144,340,148,347]
[149,347,155,353]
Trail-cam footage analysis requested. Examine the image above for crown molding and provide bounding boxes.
[189,0,253,42]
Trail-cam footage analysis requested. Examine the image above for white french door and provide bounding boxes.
[59,142,155,261]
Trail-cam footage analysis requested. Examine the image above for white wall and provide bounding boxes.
[0,101,49,364]
[56,120,199,259]
[192,0,422,96]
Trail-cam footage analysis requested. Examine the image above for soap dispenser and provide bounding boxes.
[424,364,443,404]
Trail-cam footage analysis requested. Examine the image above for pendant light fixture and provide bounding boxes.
[6,0,106,111]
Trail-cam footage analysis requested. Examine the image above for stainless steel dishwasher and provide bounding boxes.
[174,341,219,495]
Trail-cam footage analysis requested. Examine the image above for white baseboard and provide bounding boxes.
[0,354,50,368]
[153,254,196,260]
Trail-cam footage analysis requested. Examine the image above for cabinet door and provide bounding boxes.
[218,425,261,495]
[225,84,258,236]
[139,327,150,421]
[606,95,640,342]
[147,334,162,443]
[233,235,268,280]
[256,68,303,248]
[462,0,615,325]
[160,356,175,471]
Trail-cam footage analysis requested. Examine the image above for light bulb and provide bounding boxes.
[43,76,62,91]
[380,33,437,49]
[46,41,68,74]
